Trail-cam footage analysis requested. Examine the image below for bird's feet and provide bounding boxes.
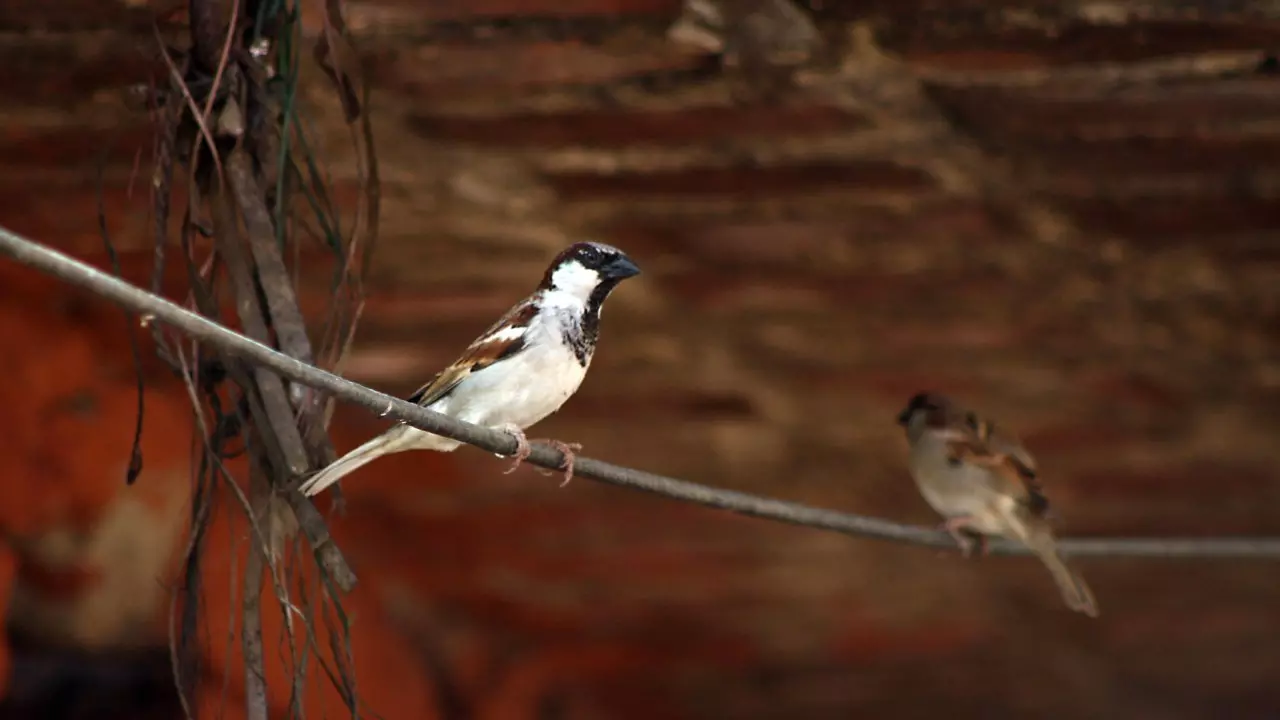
[531,439,583,487]
[971,534,989,558]
[498,423,532,474]
[497,426,581,486]
[942,516,987,558]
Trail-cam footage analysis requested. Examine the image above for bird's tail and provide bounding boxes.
[1021,521,1099,618]
[298,424,432,497]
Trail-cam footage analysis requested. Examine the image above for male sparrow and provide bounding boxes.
[298,241,641,497]
[896,392,1099,617]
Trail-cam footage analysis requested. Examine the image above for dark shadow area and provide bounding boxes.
[0,629,179,720]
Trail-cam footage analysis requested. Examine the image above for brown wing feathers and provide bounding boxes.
[405,300,538,409]
[944,417,1051,518]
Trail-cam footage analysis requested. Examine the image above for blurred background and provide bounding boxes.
[2,0,1280,718]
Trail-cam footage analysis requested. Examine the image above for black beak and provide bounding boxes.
[896,407,913,426]
[606,254,641,280]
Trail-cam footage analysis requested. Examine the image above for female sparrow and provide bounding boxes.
[298,241,641,497]
[896,392,1099,617]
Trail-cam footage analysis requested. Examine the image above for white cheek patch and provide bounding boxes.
[549,261,601,301]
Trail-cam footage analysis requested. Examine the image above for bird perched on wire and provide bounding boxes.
[895,392,1099,617]
[298,241,641,498]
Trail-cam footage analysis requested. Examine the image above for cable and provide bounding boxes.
[3,223,1279,559]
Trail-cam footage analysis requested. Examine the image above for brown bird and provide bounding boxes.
[896,392,1098,618]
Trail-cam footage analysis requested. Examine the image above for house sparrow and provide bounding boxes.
[896,392,1099,618]
[298,241,641,497]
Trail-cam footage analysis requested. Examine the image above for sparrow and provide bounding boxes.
[297,241,641,498]
[896,392,1099,618]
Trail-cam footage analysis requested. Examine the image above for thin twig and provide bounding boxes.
[3,225,1280,560]
[95,144,149,485]
[310,0,381,456]
[220,141,350,713]
[226,151,316,388]
[168,234,227,720]
[210,184,309,475]
[208,183,357,590]
[170,338,309,720]
[152,22,227,195]
[243,463,270,720]
[147,73,181,371]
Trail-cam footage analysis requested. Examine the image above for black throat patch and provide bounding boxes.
[561,316,594,367]
[561,279,618,366]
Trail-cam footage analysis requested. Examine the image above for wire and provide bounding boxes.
[3,223,1279,560]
